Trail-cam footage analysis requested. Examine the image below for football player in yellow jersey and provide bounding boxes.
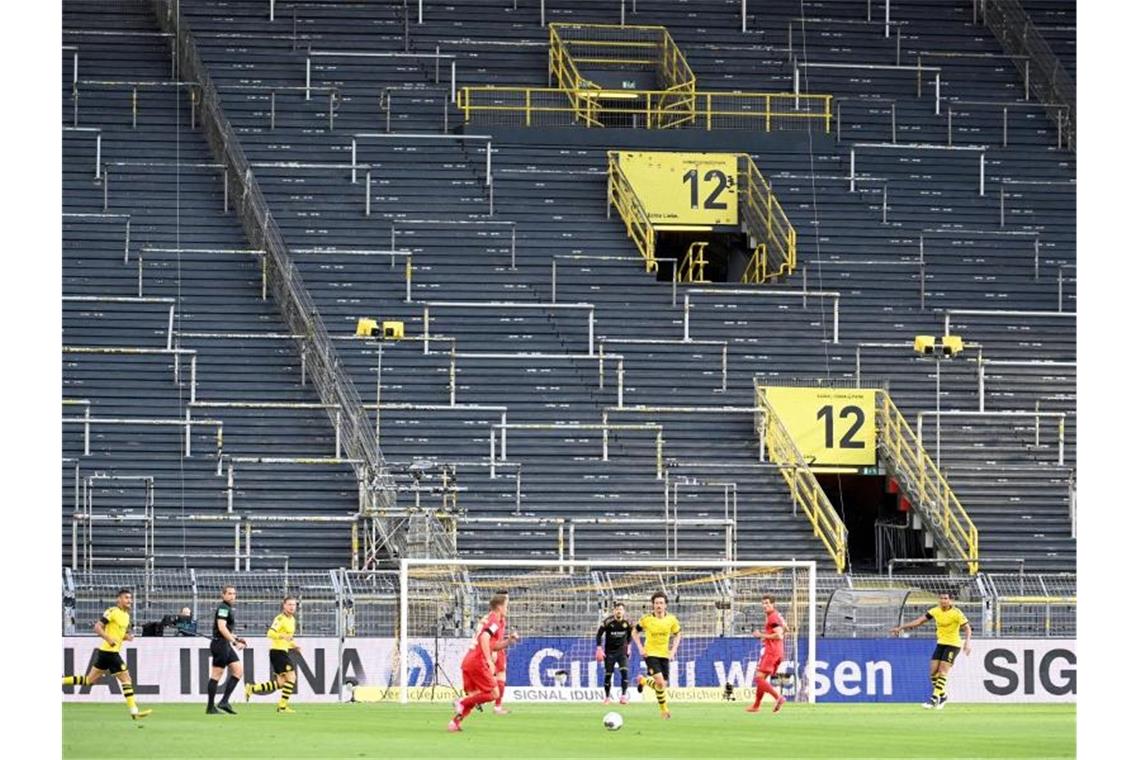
[244,596,302,713]
[61,588,152,720]
[632,591,682,719]
[891,591,973,709]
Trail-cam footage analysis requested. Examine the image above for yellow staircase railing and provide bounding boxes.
[739,155,796,283]
[606,151,657,272]
[877,391,979,574]
[755,385,848,573]
[675,241,709,283]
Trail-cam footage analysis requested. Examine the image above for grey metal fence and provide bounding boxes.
[981,0,1075,149]
[64,568,1075,639]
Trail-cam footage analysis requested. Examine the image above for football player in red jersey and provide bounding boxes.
[746,595,787,714]
[448,594,517,732]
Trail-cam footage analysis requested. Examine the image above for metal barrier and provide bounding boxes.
[754,385,848,572]
[548,23,695,129]
[877,392,979,574]
[150,0,446,566]
[980,0,1075,149]
[63,567,1075,638]
[459,86,831,132]
[739,154,797,282]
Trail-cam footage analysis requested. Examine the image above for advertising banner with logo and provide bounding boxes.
[62,637,1074,703]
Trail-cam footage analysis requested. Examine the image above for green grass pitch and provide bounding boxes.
[63,702,1075,759]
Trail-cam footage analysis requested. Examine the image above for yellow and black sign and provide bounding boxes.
[617,151,738,226]
[763,387,877,467]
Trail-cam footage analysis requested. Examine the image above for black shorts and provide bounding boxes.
[210,638,240,668]
[931,644,961,664]
[93,650,127,675]
[270,649,295,676]
[644,656,670,681]
[603,651,629,671]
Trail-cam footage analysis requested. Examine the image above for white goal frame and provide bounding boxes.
[398,558,817,704]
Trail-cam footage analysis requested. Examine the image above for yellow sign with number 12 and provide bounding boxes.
[763,387,877,467]
[617,151,738,226]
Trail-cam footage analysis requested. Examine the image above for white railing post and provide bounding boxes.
[305,55,311,100]
[683,293,691,341]
[398,560,409,703]
[269,0,275,21]
[934,72,941,115]
[742,0,747,33]
[884,0,891,37]
[979,153,986,196]
[617,359,624,409]
[588,308,595,355]
[365,169,372,216]
[485,141,492,186]
[83,406,91,456]
[335,408,342,459]
[418,0,423,24]
[832,297,839,344]
[94,134,101,179]
[849,148,855,192]
[351,138,357,183]
[551,259,557,302]
[450,61,456,104]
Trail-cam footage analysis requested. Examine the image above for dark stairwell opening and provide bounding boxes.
[816,473,933,574]
[655,230,750,283]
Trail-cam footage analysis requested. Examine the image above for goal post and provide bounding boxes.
[397,558,817,704]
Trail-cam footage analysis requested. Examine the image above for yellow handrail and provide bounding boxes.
[675,241,709,283]
[877,392,979,574]
[458,86,831,133]
[741,243,767,284]
[739,155,796,282]
[755,385,848,573]
[606,151,657,272]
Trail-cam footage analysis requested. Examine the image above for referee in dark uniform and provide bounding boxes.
[206,585,246,714]
[594,602,634,704]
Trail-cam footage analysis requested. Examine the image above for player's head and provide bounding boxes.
[282,596,298,616]
[116,588,133,609]
[762,595,776,613]
[612,602,625,620]
[221,585,237,603]
[938,592,953,610]
[650,592,667,614]
[490,593,508,615]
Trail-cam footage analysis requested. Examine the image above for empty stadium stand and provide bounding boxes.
[62,0,1075,575]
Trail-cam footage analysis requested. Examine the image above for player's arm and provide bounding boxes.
[93,617,117,648]
[961,621,973,655]
[758,623,784,641]
[217,618,244,648]
[631,623,645,656]
[668,631,682,660]
[478,630,495,671]
[595,623,606,662]
[890,613,930,635]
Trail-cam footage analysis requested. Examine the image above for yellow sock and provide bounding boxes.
[122,683,138,712]
[277,681,295,708]
[62,675,90,686]
[653,682,668,712]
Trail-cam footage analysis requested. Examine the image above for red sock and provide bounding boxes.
[495,679,506,707]
[754,676,780,706]
[459,690,494,719]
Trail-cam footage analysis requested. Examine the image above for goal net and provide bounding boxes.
[396,559,817,704]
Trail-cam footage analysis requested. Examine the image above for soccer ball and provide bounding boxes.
[602,711,623,731]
